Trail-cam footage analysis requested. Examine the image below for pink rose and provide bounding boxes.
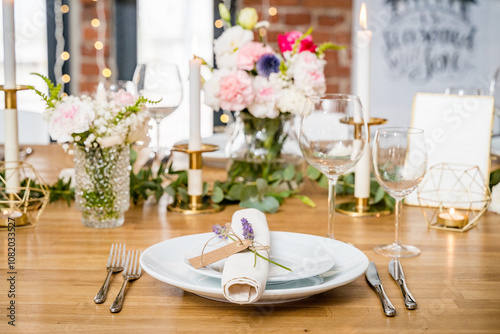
[236,42,274,71]
[278,31,317,54]
[112,89,137,107]
[217,70,254,112]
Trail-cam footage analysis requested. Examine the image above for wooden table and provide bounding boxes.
[2,144,500,333]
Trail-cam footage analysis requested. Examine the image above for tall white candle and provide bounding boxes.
[187,46,203,197]
[354,3,372,200]
[188,57,202,151]
[3,0,20,194]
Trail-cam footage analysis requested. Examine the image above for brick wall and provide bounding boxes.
[242,0,353,93]
[79,0,113,94]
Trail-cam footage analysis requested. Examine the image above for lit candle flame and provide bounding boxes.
[360,3,367,30]
[450,208,455,215]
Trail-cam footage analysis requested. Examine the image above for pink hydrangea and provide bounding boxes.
[278,31,317,54]
[217,70,254,112]
[236,42,274,71]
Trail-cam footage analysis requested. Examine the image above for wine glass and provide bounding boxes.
[299,94,368,239]
[489,67,500,116]
[133,63,183,163]
[372,127,427,257]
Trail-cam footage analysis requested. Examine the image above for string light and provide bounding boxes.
[268,7,277,16]
[220,114,230,123]
[91,18,100,27]
[60,51,70,61]
[62,74,71,83]
[94,41,103,50]
[61,4,69,13]
[214,19,223,28]
[102,68,112,77]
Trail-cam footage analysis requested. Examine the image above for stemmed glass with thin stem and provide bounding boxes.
[133,63,183,164]
[299,94,368,239]
[372,127,427,257]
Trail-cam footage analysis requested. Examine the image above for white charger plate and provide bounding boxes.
[140,232,369,304]
[183,234,335,283]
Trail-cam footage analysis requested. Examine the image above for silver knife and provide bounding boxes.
[366,262,396,317]
[389,258,417,310]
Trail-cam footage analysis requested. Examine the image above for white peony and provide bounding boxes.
[488,183,500,214]
[49,96,95,143]
[289,51,327,97]
[203,68,229,111]
[248,76,279,118]
[275,86,307,116]
[214,26,253,70]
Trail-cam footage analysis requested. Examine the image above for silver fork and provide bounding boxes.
[94,243,126,304]
[110,250,143,313]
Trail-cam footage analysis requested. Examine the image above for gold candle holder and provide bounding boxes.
[335,117,392,217]
[1,85,36,228]
[167,143,224,214]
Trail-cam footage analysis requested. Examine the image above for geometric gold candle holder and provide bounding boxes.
[417,163,491,232]
[0,161,50,229]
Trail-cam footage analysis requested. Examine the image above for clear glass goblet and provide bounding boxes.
[372,127,427,257]
[133,63,183,164]
[299,94,368,239]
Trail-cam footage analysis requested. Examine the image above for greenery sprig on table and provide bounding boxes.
[33,151,500,213]
[306,166,396,211]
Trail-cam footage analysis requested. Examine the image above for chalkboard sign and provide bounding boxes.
[351,0,500,128]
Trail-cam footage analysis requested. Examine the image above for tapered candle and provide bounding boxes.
[354,2,372,200]
[188,35,203,197]
[3,0,20,194]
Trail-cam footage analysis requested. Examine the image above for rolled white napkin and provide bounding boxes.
[221,208,270,304]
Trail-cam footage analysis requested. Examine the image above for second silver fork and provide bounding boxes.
[94,243,126,304]
[110,250,143,313]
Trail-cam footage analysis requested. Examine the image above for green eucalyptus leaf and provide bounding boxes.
[293,194,316,208]
[373,186,386,204]
[256,178,268,195]
[227,183,243,200]
[318,175,329,189]
[211,186,224,203]
[306,165,321,180]
[241,184,258,201]
[490,168,500,189]
[283,165,295,181]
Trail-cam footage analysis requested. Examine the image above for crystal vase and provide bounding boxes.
[74,144,130,228]
[226,112,303,184]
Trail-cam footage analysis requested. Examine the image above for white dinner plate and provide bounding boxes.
[140,232,369,304]
[183,234,335,283]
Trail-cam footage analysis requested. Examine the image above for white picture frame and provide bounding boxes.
[405,92,494,206]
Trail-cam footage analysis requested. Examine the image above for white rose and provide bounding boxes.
[214,26,253,69]
[488,183,500,214]
[48,96,95,143]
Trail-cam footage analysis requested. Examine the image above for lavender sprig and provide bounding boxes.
[211,218,291,271]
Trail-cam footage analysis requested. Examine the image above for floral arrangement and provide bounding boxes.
[29,74,152,148]
[203,4,342,118]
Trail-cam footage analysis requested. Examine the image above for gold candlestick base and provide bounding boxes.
[167,143,225,214]
[335,198,392,217]
[336,117,390,217]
